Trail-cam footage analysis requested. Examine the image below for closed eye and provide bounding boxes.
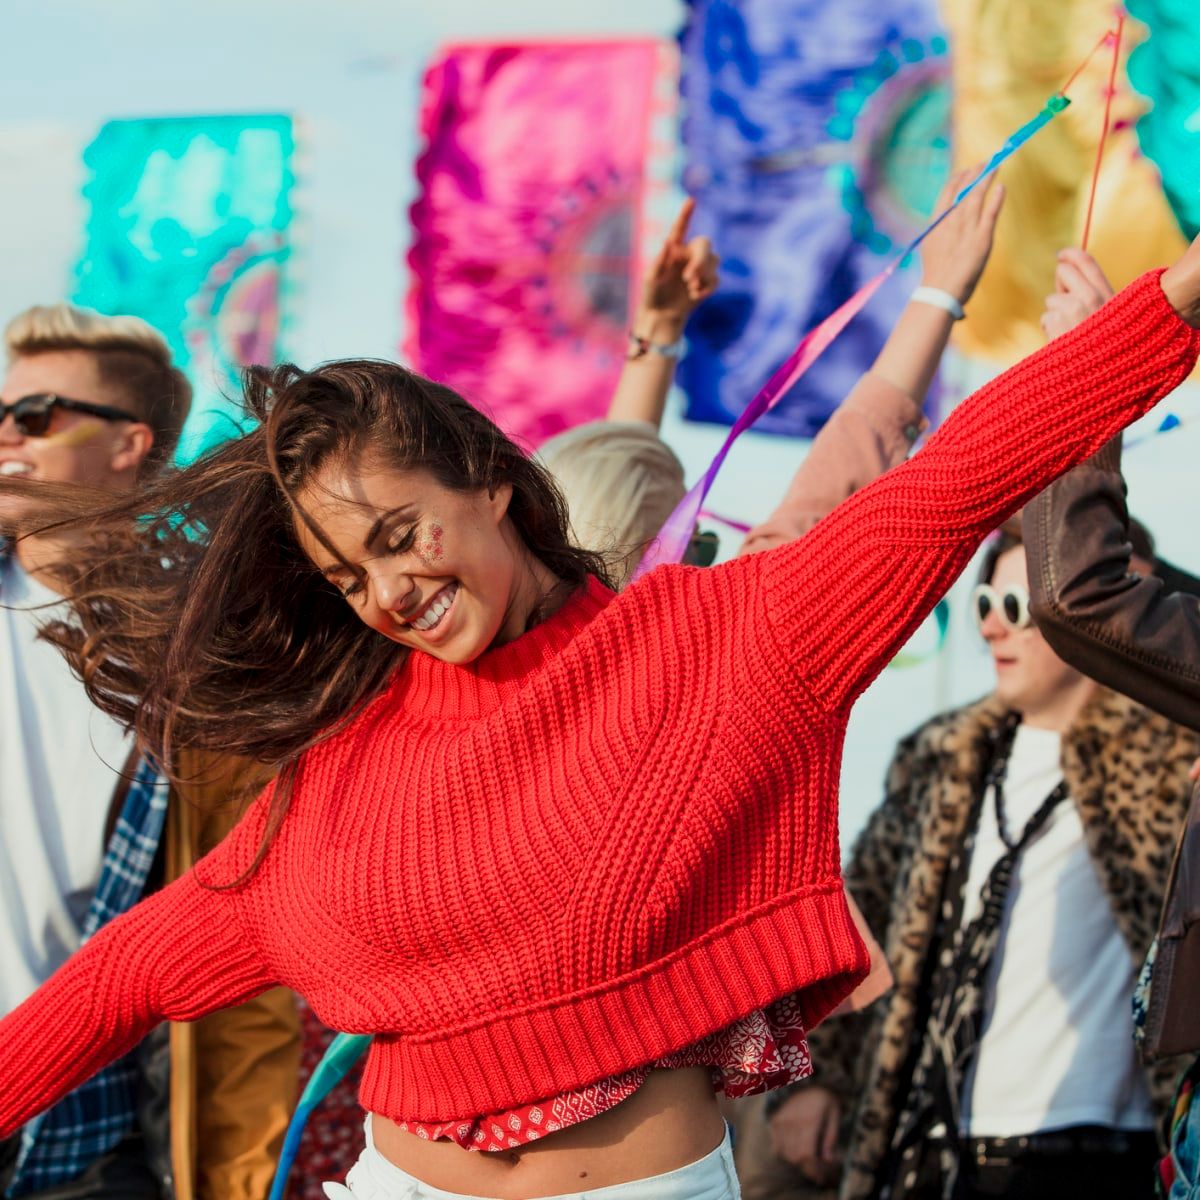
[387,526,417,555]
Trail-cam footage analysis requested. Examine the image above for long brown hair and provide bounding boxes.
[3,360,608,868]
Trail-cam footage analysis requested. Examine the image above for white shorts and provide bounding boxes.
[323,1116,741,1200]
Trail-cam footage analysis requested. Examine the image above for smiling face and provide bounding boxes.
[294,449,548,664]
[0,350,152,488]
[983,543,1095,730]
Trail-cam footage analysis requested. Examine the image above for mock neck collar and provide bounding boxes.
[390,575,614,720]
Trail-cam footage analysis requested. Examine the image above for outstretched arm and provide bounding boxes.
[1024,249,1200,732]
[746,245,1200,715]
[741,169,1005,554]
[0,805,278,1137]
[605,198,719,429]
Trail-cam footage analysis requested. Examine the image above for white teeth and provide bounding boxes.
[412,584,458,632]
[0,462,32,477]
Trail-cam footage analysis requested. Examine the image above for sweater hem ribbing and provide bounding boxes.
[358,885,868,1123]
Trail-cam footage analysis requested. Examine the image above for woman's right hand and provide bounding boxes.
[1162,232,1200,328]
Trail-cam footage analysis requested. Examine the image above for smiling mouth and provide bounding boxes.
[409,582,459,633]
[0,462,33,477]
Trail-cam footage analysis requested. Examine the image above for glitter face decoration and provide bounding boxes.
[416,522,444,567]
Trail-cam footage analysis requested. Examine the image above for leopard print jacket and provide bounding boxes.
[782,687,1199,1200]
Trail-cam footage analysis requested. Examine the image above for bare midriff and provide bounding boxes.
[371,1068,724,1199]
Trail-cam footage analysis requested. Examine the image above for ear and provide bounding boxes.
[109,422,155,475]
[486,481,514,526]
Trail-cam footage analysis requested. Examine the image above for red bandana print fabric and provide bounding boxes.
[397,995,812,1151]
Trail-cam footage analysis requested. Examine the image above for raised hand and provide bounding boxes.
[637,198,720,335]
[1041,249,1115,341]
[918,166,1006,307]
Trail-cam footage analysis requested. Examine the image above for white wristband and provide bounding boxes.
[911,286,966,321]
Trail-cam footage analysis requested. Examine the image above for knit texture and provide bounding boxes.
[0,271,1196,1135]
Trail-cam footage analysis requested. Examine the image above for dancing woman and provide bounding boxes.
[1,241,1200,1200]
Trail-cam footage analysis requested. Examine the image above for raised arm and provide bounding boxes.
[605,198,719,429]
[1019,248,1200,730]
[0,805,278,1137]
[740,169,1004,555]
[745,248,1200,715]
[1025,437,1200,732]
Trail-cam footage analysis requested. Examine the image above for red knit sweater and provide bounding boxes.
[0,272,1195,1135]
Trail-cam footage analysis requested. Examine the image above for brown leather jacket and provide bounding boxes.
[1024,437,1200,730]
[161,753,299,1200]
[1024,440,1200,1059]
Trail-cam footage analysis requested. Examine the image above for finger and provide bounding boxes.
[964,169,997,216]
[1189,755,1200,782]
[982,178,1006,228]
[646,240,671,282]
[933,166,972,214]
[1057,248,1115,299]
[681,236,714,281]
[667,197,696,245]
[1043,293,1079,313]
[1055,258,1103,302]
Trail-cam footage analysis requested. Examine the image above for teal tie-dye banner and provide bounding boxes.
[74,114,296,462]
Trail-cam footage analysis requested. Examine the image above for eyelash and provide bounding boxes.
[388,526,417,555]
[334,525,418,600]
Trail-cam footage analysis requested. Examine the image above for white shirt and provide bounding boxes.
[959,723,1154,1136]
[0,554,133,1015]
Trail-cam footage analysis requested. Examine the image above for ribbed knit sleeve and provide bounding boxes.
[0,804,278,1137]
[755,270,1200,713]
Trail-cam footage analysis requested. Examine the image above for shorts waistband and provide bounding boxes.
[354,1115,737,1200]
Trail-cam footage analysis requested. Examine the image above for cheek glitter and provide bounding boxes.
[416,523,444,567]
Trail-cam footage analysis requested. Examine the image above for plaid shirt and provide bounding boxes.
[7,755,169,1196]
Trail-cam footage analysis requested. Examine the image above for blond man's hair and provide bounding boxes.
[5,304,192,473]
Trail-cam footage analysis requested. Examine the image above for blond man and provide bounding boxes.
[0,305,298,1200]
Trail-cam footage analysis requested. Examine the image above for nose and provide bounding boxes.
[979,607,1007,644]
[0,412,23,444]
[369,564,416,615]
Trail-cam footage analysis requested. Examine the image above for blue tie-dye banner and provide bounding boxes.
[678,0,950,436]
[74,115,296,462]
[1126,0,1200,241]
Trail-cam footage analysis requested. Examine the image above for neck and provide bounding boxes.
[494,539,567,648]
[1018,678,1097,734]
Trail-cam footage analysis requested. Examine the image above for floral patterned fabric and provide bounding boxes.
[292,999,367,1200]
[397,995,812,1151]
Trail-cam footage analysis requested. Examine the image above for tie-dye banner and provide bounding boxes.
[678,0,950,437]
[406,40,667,446]
[942,0,1188,364]
[1127,0,1200,240]
[74,115,296,462]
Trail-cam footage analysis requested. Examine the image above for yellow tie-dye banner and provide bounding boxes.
[941,0,1187,364]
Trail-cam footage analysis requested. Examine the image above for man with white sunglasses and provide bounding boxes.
[763,523,1198,1200]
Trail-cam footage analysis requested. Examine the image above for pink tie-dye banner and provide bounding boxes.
[405,40,665,445]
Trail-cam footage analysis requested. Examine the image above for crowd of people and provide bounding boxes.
[1,160,1200,1200]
